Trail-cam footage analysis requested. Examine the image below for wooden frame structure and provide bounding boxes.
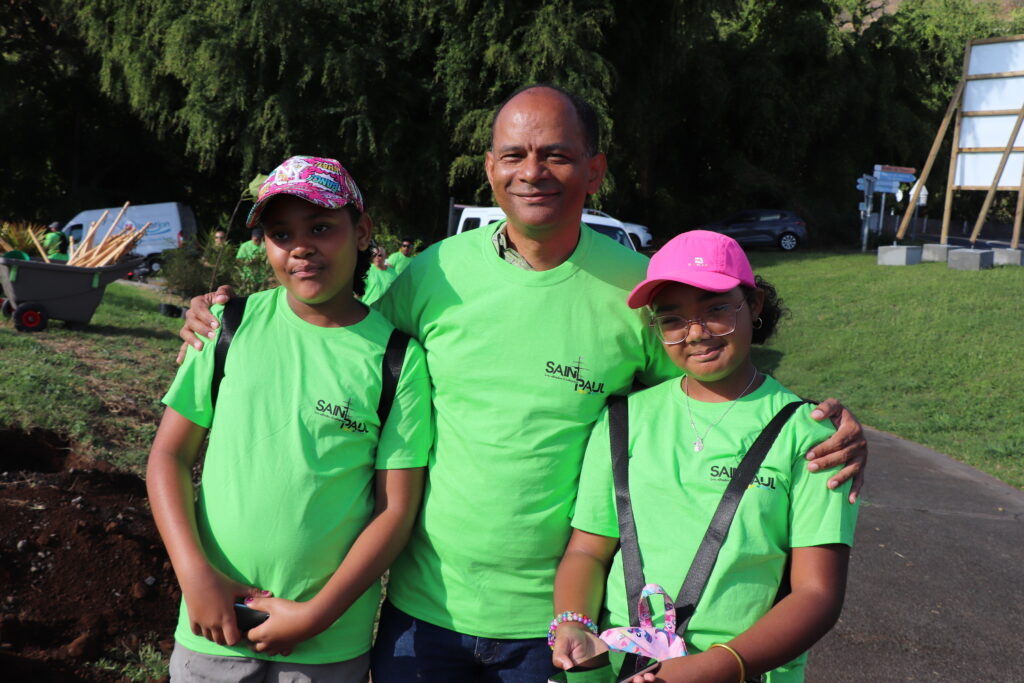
[897,36,1024,249]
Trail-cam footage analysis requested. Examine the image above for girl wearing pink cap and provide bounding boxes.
[551,231,858,682]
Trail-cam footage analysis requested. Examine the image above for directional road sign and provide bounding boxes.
[874,170,917,184]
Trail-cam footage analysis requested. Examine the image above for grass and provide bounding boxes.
[93,636,169,682]
[0,282,184,472]
[748,250,1024,490]
[1,254,1022,490]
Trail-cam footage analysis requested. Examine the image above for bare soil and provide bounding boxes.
[0,429,177,682]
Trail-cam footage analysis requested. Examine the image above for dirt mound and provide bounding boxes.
[0,430,178,682]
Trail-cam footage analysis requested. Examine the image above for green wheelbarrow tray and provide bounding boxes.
[0,256,144,330]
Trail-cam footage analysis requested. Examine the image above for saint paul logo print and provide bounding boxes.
[543,356,606,395]
[314,397,369,433]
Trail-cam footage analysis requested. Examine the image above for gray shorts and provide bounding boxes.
[169,642,370,683]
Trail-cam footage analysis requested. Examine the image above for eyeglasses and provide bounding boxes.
[401,243,412,248]
[648,301,745,344]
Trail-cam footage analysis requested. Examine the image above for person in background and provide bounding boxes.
[213,230,228,247]
[42,222,69,261]
[386,237,415,275]
[362,246,398,306]
[235,228,264,260]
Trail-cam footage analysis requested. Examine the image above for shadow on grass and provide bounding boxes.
[746,249,838,268]
[79,324,179,341]
[752,347,784,376]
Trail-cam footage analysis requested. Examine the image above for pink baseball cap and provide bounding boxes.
[246,156,364,227]
[627,230,756,308]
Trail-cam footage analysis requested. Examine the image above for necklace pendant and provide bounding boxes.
[693,438,704,453]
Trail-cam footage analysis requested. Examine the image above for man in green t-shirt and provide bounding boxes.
[42,222,68,260]
[235,227,265,260]
[178,85,867,682]
[385,237,415,275]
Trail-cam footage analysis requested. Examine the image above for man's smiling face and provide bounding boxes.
[485,87,606,236]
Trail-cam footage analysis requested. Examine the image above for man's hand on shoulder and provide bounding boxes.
[806,398,867,504]
[176,285,235,364]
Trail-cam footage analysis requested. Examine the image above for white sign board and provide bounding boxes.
[955,37,1024,189]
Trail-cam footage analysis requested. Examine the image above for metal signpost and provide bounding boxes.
[859,166,916,251]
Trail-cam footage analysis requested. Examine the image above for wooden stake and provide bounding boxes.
[100,201,131,244]
[68,235,76,261]
[79,209,109,253]
[1012,157,1024,250]
[942,43,974,245]
[969,101,1024,244]
[29,229,51,263]
[941,107,964,245]
[897,78,966,240]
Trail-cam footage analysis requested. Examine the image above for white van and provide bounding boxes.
[62,202,198,272]
[451,205,636,251]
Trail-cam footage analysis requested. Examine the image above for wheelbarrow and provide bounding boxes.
[0,255,144,332]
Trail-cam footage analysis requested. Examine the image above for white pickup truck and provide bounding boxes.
[450,205,648,251]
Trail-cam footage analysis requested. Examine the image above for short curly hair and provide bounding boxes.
[742,275,788,345]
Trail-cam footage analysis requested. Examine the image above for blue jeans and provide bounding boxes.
[371,601,556,682]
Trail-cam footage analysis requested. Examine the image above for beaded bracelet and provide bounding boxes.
[547,611,598,649]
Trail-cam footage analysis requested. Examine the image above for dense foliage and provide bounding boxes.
[4,0,1024,244]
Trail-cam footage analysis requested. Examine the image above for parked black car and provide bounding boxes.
[698,209,808,251]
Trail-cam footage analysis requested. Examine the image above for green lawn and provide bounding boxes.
[748,251,1024,490]
[2,255,1022,490]
[0,282,184,472]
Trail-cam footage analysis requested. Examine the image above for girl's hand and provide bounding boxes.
[625,650,740,683]
[180,565,263,647]
[551,622,607,670]
[244,596,325,657]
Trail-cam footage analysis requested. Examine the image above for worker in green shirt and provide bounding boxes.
[235,228,265,260]
[42,222,69,261]
[385,237,415,275]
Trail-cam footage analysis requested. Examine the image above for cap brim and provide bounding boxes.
[626,272,743,308]
[246,187,352,228]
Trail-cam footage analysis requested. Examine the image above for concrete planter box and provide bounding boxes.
[922,244,953,262]
[993,248,1023,266]
[877,246,922,266]
[948,249,994,271]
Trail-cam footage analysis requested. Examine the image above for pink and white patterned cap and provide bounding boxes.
[246,156,364,227]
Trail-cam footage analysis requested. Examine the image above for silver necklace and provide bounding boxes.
[684,369,759,453]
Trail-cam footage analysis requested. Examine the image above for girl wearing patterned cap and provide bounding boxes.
[148,156,432,682]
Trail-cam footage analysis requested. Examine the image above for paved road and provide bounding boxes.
[808,428,1024,681]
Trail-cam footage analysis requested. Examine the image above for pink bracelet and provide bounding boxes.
[548,611,598,649]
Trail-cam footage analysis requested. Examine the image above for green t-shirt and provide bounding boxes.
[572,376,858,682]
[386,250,413,275]
[162,286,432,664]
[362,265,398,306]
[235,240,264,260]
[42,231,64,255]
[374,222,678,638]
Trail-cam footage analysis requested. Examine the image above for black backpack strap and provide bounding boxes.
[608,394,645,679]
[608,395,644,628]
[211,296,248,410]
[377,329,410,428]
[673,400,808,635]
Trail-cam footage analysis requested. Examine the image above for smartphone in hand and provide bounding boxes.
[547,651,661,683]
[233,603,270,632]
